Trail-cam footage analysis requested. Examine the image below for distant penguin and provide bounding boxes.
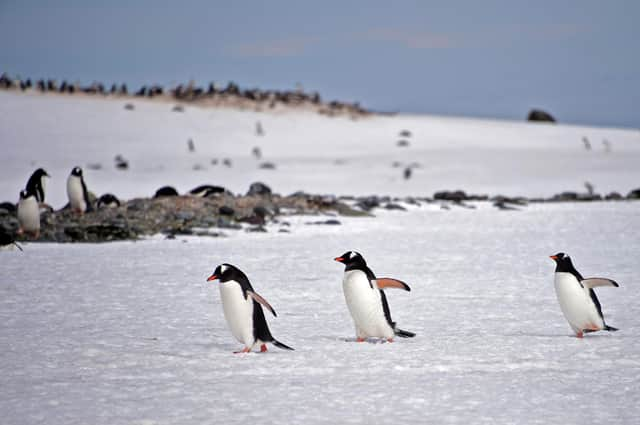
[255,121,264,136]
[206,263,294,353]
[17,189,40,238]
[187,138,195,152]
[334,251,415,342]
[66,167,92,213]
[153,186,179,198]
[96,193,121,209]
[582,136,592,150]
[550,253,619,338]
[25,168,49,203]
[189,185,227,197]
[0,227,23,251]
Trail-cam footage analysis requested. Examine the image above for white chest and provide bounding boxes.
[554,272,603,330]
[342,270,392,338]
[67,175,86,211]
[18,197,40,231]
[218,281,255,345]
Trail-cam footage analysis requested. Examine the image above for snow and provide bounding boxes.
[1,92,640,424]
[1,203,639,424]
[1,91,639,208]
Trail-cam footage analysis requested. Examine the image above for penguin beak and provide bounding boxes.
[334,257,344,263]
[549,255,558,261]
[206,274,218,282]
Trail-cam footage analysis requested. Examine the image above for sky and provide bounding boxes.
[1,0,639,128]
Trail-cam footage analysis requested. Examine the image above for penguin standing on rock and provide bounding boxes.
[334,251,415,342]
[67,167,92,213]
[17,189,40,238]
[206,263,294,353]
[550,253,619,338]
[25,168,50,203]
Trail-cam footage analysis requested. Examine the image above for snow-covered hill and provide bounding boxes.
[1,91,639,208]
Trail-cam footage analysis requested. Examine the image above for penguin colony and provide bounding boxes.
[9,168,622,352]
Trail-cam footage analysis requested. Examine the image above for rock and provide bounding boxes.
[306,219,341,225]
[397,140,410,147]
[247,182,272,196]
[627,189,640,199]
[399,130,412,137]
[124,103,135,110]
[384,203,407,211]
[605,192,623,200]
[0,201,17,214]
[434,190,468,202]
[246,226,267,233]
[527,109,556,123]
[259,162,277,170]
[551,192,578,201]
[493,201,520,211]
[154,186,179,198]
[355,196,380,211]
[218,206,235,216]
[172,105,185,112]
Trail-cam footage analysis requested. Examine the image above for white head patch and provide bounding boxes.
[220,264,228,274]
[349,251,358,260]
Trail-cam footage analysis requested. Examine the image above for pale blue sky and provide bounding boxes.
[1,0,638,127]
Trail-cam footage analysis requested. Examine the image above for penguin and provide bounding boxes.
[334,251,415,342]
[96,193,121,209]
[189,185,227,197]
[25,168,49,203]
[66,167,92,213]
[153,186,179,198]
[206,263,294,353]
[0,227,23,251]
[550,253,619,338]
[17,189,40,238]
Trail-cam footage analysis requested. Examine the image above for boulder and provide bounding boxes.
[527,109,556,123]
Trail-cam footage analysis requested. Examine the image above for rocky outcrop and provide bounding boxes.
[527,109,556,123]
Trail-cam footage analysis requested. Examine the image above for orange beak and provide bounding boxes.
[334,257,344,262]
[207,274,218,282]
[549,255,558,261]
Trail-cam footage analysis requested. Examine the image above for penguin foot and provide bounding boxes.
[575,331,584,338]
[234,347,251,354]
[356,338,365,343]
[260,344,268,353]
[387,338,394,343]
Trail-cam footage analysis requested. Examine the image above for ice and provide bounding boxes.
[1,203,639,424]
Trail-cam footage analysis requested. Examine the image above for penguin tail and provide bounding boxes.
[604,325,619,332]
[272,339,295,351]
[394,328,416,338]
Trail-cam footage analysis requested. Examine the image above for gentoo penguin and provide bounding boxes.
[66,167,92,213]
[96,193,121,209]
[334,251,415,342]
[189,185,227,197]
[550,252,619,338]
[25,168,49,203]
[17,189,40,238]
[0,227,23,251]
[206,263,294,353]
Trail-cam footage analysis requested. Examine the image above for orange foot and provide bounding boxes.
[260,344,268,353]
[356,338,365,343]
[575,331,584,339]
[387,338,394,343]
[234,347,251,354]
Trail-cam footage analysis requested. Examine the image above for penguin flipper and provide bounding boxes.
[394,328,416,338]
[248,291,277,317]
[376,278,411,291]
[582,277,619,289]
[604,325,619,332]
[272,340,294,350]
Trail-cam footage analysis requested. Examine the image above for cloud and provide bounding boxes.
[228,37,318,57]
[361,28,457,49]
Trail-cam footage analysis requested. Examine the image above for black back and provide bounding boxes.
[26,168,48,202]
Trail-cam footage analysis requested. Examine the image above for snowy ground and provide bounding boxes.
[1,92,639,424]
[1,203,639,424]
[1,91,639,207]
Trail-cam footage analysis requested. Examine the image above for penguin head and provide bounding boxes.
[207,263,242,283]
[334,250,366,267]
[550,252,577,273]
[71,166,83,177]
[32,168,50,180]
[549,252,567,263]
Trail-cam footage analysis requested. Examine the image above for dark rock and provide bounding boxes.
[627,189,640,199]
[493,201,520,211]
[246,226,267,233]
[172,105,185,112]
[124,103,135,111]
[306,219,341,225]
[247,182,272,196]
[551,192,578,201]
[527,109,556,123]
[605,192,623,200]
[0,202,17,214]
[218,206,235,216]
[154,186,179,198]
[399,130,412,137]
[355,196,380,211]
[434,190,468,202]
[491,195,528,206]
[397,140,410,147]
[384,203,407,211]
[259,162,277,170]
